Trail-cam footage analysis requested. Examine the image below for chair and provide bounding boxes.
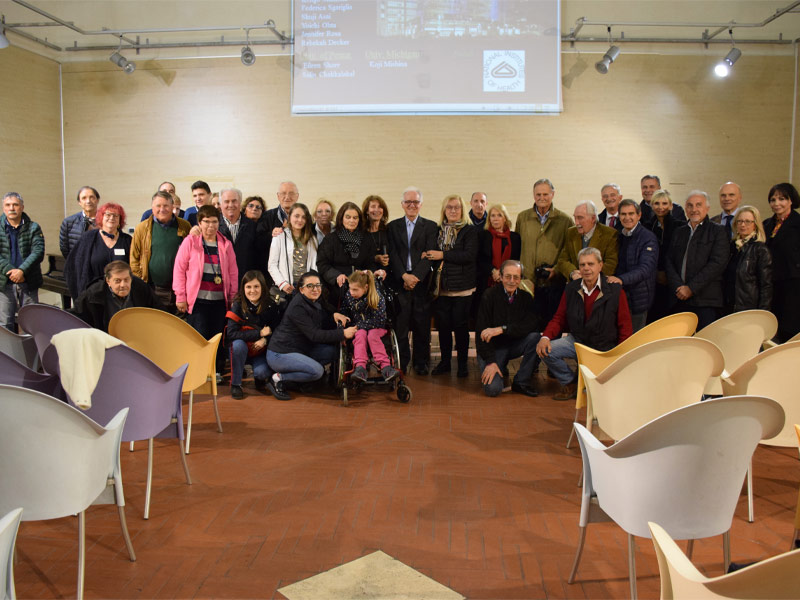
[568,312,698,448]
[0,325,38,370]
[63,344,192,520]
[567,396,784,599]
[0,385,135,599]
[694,309,778,395]
[648,521,800,599]
[722,341,800,522]
[794,424,800,550]
[579,337,723,443]
[1,508,23,600]
[109,307,223,454]
[17,304,90,375]
[0,351,63,399]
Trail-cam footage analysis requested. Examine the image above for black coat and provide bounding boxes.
[476,228,521,292]
[598,209,624,232]
[725,239,773,312]
[764,209,800,282]
[316,229,379,300]
[475,284,539,363]
[225,299,283,345]
[64,229,132,298]
[437,224,478,293]
[648,213,685,271]
[387,216,439,287]
[218,217,264,281]
[70,276,161,332]
[268,292,343,355]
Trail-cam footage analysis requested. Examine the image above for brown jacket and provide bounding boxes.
[556,222,619,279]
[130,216,191,282]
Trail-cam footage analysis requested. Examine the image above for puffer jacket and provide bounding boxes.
[616,224,659,314]
[729,239,773,311]
[0,212,45,289]
[437,223,478,293]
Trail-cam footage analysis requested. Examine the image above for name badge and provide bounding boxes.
[114,248,126,256]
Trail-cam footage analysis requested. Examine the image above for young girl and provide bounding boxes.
[341,270,399,383]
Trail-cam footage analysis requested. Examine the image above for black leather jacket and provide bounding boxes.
[727,239,773,312]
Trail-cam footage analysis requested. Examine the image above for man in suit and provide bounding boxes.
[216,187,263,278]
[262,181,299,237]
[639,174,686,226]
[556,200,618,280]
[597,183,624,232]
[710,181,742,238]
[387,186,438,375]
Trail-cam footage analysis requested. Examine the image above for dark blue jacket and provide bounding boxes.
[616,224,659,314]
[59,211,90,258]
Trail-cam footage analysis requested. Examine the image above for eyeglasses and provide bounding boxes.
[403,200,421,206]
[278,192,299,199]
[246,204,263,211]
[445,205,461,211]
[303,283,323,289]
[737,219,756,225]
[103,213,120,220]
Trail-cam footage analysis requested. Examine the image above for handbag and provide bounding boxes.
[430,262,444,299]
[225,311,265,357]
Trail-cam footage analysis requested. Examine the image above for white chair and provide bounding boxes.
[0,508,23,600]
[694,309,778,395]
[0,385,136,599]
[649,521,800,599]
[567,396,784,599]
[0,325,38,370]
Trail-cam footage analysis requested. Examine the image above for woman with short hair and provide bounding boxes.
[313,198,336,245]
[723,205,772,314]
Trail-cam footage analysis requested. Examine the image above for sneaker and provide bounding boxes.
[381,365,400,382]
[230,384,244,400]
[266,380,291,401]
[553,383,577,401]
[351,365,368,383]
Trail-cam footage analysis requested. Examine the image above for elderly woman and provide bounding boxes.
[425,194,478,377]
[723,205,772,314]
[173,204,238,373]
[266,270,357,400]
[362,195,390,269]
[243,196,266,222]
[646,189,685,322]
[313,198,336,245]
[64,202,131,298]
[268,203,318,297]
[317,202,383,306]
[764,182,800,341]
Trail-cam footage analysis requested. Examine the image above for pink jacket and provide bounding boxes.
[172,232,238,313]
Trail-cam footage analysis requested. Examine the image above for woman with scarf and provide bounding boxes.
[317,202,383,306]
[477,204,521,301]
[723,205,772,315]
[764,182,800,341]
[425,194,478,378]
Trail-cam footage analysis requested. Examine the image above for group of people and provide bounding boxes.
[1,173,797,401]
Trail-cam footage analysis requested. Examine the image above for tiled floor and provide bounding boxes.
[11,362,800,599]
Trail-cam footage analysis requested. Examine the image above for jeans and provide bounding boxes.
[477,331,541,397]
[267,344,338,383]
[539,334,578,386]
[353,328,389,368]
[0,282,38,331]
[230,340,271,386]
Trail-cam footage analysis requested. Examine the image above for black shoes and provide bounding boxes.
[511,381,539,398]
[266,379,291,401]
[457,363,469,378]
[413,363,430,376]
[254,378,268,393]
[231,384,244,399]
[431,361,451,375]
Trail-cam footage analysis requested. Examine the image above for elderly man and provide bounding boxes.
[182,180,212,226]
[140,181,179,221]
[476,260,541,397]
[468,192,488,227]
[537,247,633,400]
[598,183,623,231]
[71,261,162,331]
[607,199,658,331]
[711,181,742,237]
[130,190,191,311]
[60,186,99,258]
[216,187,263,277]
[639,174,686,226]
[556,200,618,280]
[515,178,572,324]
[387,186,438,375]
[0,192,44,331]
[664,190,730,329]
[263,181,300,237]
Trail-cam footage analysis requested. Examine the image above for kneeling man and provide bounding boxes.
[536,247,632,400]
[476,260,541,397]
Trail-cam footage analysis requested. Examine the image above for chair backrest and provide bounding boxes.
[575,396,784,540]
[0,507,22,600]
[648,521,800,599]
[63,344,189,443]
[581,337,724,442]
[722,341,800,447]
[16,304,90,375]
[0,325,38,370]
[0,351,63,399]
[108,307,219,394]
[0,385,128,521]
[695,309,778,394]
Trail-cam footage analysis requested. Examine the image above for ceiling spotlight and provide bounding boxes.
[714,48,741,78]
[241,46,256,66]
[595,45,620,74]
[109,51,135,74]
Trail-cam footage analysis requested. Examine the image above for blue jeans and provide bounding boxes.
[0,282,38,331]
[267,344,338,383]
[477,331,541,397]
[230,340,271,386]
[540,334,578,386]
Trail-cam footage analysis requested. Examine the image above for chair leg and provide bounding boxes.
[567,526,587,584]
[77,510,86,600]
[185,390,194,454]
[566,409,579,449]
[792,528,799,551]
[212,393,223,433]
[178,439,192,485]
[723,530,730,573]
[129,441,134,452]
[577,470,583,488]
[686,539,694,559]
[747,460,754,523]
[628,534,637,600]
[144,438,154,520]
[117,506,136,562]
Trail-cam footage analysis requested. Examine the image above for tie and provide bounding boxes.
[609,216,616,229]
[723,215,732,237]
[406,220,415,270]
[508,294,514,304]
[582,237,589,249]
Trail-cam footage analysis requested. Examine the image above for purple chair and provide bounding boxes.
[0,350,64,399]
[17,304,90,375]
[63,344,192,520]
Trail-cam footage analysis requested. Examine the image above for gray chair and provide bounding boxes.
[0,350,63,399]
[0,325,38,370]
[17,304,90,375]
[0,508,23,600]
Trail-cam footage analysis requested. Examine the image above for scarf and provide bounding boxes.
[337,227,363,258]
[489,227,512,284]
[734,231,757,250]
[437,223,463,251]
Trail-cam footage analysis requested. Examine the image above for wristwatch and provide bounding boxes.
[501,325,507,332]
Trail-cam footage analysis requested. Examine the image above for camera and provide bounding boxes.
[534,263,552,281]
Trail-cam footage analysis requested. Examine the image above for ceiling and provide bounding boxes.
[2,0,800,62]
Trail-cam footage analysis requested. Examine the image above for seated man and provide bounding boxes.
[475,260,541,398]
[70,261,162,331]
[536,247,633,401]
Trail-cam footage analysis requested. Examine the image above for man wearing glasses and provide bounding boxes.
[262,181,300,237]
[387,186,438,375]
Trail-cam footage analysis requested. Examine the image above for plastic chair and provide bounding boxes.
[109,307,222,454]
[17,304,90,375]
[0,385,135,599]
[568,312,698,448]
[648,521,800,599]
[62,344,192,520]
[694,309,778,395]
[795,424,800,550]
[0,351,63,399]
[567,396,784,599]
[579,337,723,443]
[0,325,38,370]
[0,508,22,600]
[722,341,800,522]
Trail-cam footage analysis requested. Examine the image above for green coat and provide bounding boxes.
[514,205,572,283]
[556,222,618,280]
[0,212,45,289]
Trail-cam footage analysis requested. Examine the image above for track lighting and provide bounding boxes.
[109,51,135,74]
[714,48,741,78]
[241,46,255,66]
[595,45,620,74]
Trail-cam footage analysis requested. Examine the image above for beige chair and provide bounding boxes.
[649,521,800,599]
[568,312,698,448]
[794,424,800,550]
[579,337,723,443]
[694,309,778,395]
[762,330,800,350]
